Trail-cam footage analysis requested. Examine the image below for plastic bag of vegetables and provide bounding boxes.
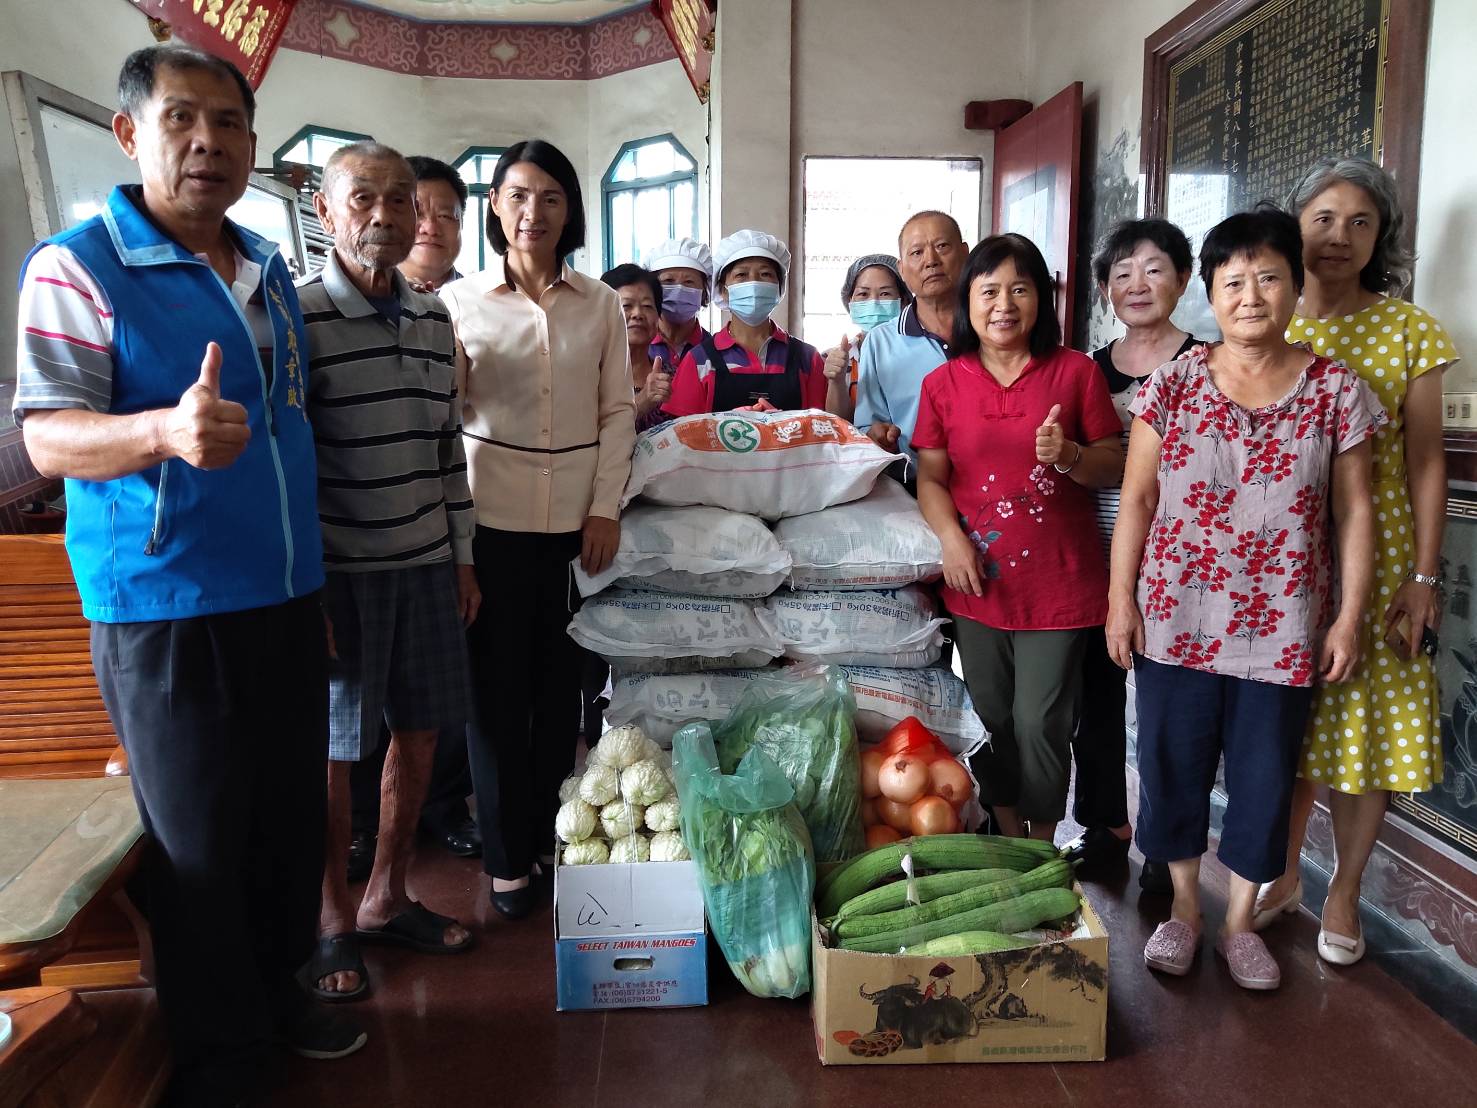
[673,725,814,999]
[706,665,864,865]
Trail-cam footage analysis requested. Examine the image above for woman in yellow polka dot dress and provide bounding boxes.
[1253,158,1458,965]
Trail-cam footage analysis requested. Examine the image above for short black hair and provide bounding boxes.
[1092,218,1194,286]
[486,139,586,260]
[951,234,1061,359]
[118,44,255,128]
[406,155,468,210]
[1199,205,1304,298]
[601,263,662,307]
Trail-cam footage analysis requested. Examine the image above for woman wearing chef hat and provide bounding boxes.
[644,237,714,370]
[663,229,845,416]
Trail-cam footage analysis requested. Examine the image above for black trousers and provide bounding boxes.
[350,724,473,835]
[91,595,327,1092]
[1071,625,1130,830]
[466,527,584,881]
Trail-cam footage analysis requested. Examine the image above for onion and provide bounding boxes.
[860,797,878,827]
[878,753,929,804]
[909,795,959,836]
[928,758,972,809]
[877,796,914,833]
[860,750,884,799]
[866,824,903,849]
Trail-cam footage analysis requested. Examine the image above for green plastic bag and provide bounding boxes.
[673,725,814,999]
[709,665,865,864]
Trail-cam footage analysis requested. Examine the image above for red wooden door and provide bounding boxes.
[991,83,1083,342]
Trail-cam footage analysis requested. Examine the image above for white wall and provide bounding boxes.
[0,0,708,377]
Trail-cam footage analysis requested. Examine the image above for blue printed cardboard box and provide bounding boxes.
[554,856,709,1011]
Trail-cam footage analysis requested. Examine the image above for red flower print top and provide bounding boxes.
[1130,345,1386,686]
[911,346,1122,630]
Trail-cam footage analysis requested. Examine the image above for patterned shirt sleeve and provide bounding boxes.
[1407,303,1461,379]
[1127,362,1172,435]
[13,245,115,424]
[1334,368,1389,454]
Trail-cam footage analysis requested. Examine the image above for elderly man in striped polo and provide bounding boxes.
[297,141,480,1001]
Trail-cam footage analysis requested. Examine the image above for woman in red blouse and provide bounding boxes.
[913,234,1123,847]
[1107,207,1381,990]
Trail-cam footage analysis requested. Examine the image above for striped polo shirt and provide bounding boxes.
[298,251,475,572]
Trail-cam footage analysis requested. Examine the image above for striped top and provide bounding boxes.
[298,251,474,572]
[13,243,272,423]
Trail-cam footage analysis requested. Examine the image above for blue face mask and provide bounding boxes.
[848,299,902,331]
[725,281,782,325]
[660,284,704,323]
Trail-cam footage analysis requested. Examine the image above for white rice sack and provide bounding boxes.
[605,670,771,746]
[568,589,781,674]
[573,504,790,599]
[841,665,988,755]
[775,477,943,590]
[622,409,893,520]
[766,586,946,668]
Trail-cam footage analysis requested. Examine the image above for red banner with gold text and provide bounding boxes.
[131,0,298,89]
[650,0,715,103]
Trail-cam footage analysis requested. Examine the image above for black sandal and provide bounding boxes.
[356,901,474,954]
[299,933,370,1003]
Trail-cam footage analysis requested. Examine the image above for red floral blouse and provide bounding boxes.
[1130,345,1385,687]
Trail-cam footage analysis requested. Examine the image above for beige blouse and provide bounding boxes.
[442,259,635,534]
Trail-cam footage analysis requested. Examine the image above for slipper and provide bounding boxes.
[300,933,369,1003]
[1143,919,1200,976]
[356,901,474,955]
[1216,931,1281,990]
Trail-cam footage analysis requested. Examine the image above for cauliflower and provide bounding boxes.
[645,797,680,833]
[562,839,609,865]
[608,833,650,864]
[555,799,597,844]
[620,760,671,806]
[649,830,689,862]
[557,775,583,805]
[600,799,644,840]
[578,763,619,808]
[590,725,661,770]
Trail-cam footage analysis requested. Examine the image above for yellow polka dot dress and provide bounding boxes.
[1288,299,1459,794]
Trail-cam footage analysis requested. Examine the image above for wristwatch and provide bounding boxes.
[1408,571,1444,590]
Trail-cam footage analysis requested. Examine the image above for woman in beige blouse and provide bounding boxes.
[441,140,635,920]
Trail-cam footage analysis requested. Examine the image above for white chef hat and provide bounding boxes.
[643,238,714,285]
[713,229,792,287]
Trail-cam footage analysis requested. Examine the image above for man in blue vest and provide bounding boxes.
[15,44,364,1106]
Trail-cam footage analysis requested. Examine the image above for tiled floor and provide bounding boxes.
[268,830,1477,1108]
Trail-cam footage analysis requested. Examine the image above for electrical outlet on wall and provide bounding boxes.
[1445,393,1477,430]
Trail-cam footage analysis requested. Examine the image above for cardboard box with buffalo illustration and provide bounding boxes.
[810,885,1108,1064]
[554,858,709,1011]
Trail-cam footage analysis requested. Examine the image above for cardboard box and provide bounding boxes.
[811,884,1108,1064]
[554,857,709,1011]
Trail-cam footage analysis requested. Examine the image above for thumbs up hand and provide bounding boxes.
[164,342,252,470]
[823,333,855,381]
[1035,403,1068,465]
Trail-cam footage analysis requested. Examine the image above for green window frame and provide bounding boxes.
[601,134,698,271]
[271,124,373,169]
[453,146,507,276]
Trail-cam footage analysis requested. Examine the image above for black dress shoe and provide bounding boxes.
[490,883,537,921]
[1061,826,1132,869]
[426,814,482,858]
[346,830,376,884]
[1139,859,1173,895]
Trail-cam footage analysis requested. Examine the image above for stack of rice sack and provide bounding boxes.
[576,409,894,744]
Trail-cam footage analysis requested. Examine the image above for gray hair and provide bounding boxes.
[1286,157,1415,295]
[320,141,411,198]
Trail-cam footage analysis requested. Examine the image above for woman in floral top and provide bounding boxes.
[1255,159,1458,967]
[1108,207,1383,991]
[914,234,1123,846]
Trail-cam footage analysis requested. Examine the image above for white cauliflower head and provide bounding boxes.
[599,799,644,841]
[578,763,619,808]
[557,775,583,805]
[649,830,689,862]
[555,799,597,844]
[644,797,681,833]
[590,725,661,769]
[620,760,671,806]
[608,833,650,864]
[562,839,609,865]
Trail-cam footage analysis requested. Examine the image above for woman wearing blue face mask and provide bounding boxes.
[824,254,913,422]
[665,229,842,416]
[644,238,713,370]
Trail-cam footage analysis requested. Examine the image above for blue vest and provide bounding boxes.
[22,186,324,622]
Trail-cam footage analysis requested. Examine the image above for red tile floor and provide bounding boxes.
[267,823,1477,1107]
